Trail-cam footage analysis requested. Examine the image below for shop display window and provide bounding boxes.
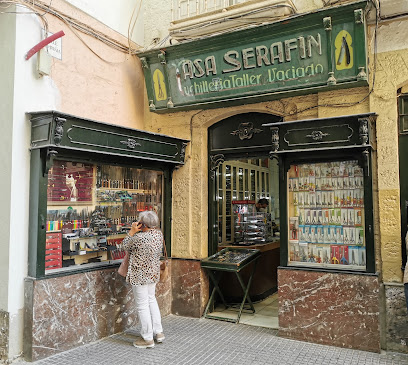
[287,160,366,270]
[45,159,163,273]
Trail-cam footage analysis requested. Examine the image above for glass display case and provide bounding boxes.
[45,159,163,272]
[233,200,273,245]
[287,160,366,270]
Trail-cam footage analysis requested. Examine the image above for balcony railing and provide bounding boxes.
[172,0,249,21]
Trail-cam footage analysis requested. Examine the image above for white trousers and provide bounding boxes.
[132,283,163,341]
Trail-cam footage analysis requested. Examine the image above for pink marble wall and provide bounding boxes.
[24,264,172,361]
[171,259,209,317]
[278,268,380,352]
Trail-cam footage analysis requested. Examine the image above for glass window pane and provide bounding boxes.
[225,165,231,189]
[287,160,366,270]
[402,97,408,114]
[244,169,249,191]
[226,191,231,215]
[251,170,256,192]
[46,160,163,273]
[218,157,280,246]
[401,115,408,132]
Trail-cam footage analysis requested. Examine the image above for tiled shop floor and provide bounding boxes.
[14,313,408,365]
[212,292,279,328]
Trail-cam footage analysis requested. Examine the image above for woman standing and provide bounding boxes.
[122,210,165,349]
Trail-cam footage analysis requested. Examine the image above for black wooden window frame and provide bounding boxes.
[29,151,174,279]
[27,111,189,279]
[398,93,408,271]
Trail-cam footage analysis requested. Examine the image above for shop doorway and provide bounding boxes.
[208,113,281,328]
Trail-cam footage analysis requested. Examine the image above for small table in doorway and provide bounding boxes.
[201,247,261,323]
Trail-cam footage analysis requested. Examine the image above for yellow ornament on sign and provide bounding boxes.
[335,30,353,70]
[153,69,167,101]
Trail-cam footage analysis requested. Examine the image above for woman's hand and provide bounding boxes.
[128,222,142,237]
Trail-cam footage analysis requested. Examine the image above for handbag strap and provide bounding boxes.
[162,238,168,262]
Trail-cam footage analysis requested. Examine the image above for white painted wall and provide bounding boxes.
[144,0,172,48]
[66,0,144,46]
[0,6,60,359]
[375,19,408,54]
[0,4,14,317]
[1,1,143,360]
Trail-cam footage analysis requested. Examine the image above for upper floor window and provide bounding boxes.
[170,0,296,40]
[172,0,249,21]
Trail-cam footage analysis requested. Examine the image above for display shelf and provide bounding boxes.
[63,248,110,256]
[44,160,164,273]
[233,203,273,245]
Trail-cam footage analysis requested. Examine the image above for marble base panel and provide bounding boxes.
[171,259,209,318]
[278,268,380,352]
[384,284,408,353]
[24,264,172,362]
[0,310,9,362]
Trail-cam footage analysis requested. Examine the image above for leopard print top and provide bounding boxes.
[122,229,163,285]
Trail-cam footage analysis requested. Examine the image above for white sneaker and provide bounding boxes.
[133,336,155,349]
[155,333,165,343]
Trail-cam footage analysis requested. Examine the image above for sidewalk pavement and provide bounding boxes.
[13,315,408,365]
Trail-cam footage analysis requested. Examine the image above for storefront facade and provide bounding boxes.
[24,111,187,360]
[139,0,408,354]
[0,1,179,362]
[2,0,408,362]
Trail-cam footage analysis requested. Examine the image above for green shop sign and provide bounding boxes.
[138,1,369,113]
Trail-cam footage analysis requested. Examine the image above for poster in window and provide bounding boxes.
[48,160,94,203]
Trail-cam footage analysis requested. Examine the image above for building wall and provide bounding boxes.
[143,87,373,330]
[140,0,408,354]
[278,269,381,352]
[24,266,172,362]
[368,17,408,353]
[0,5,16,361]
[143,0,327,49]
[0,0,146,361]
[66,0,144,45]
[144,87,370,258]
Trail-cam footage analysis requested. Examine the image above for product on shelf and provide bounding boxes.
[45,160,164,272]
[287,160,366,269]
